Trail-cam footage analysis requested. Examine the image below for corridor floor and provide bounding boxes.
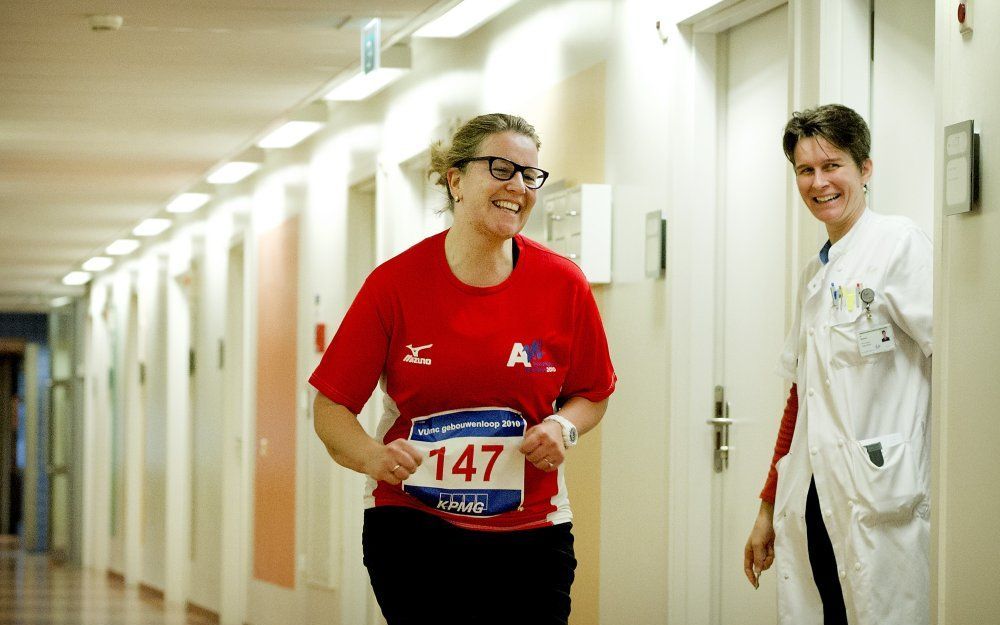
[0,536,217,625]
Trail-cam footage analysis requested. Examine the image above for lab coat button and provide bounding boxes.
[810,447,818,455]
[824,509,831,518]
[839,569,846,579]
[837,438,844,447]
[854,562,861,571]
[808,388,815,397]
[825,378,831,386]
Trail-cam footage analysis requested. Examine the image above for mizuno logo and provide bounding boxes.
[407,344,432,357]
[403,343,432,365]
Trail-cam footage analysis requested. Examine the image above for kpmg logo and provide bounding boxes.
[436,493,488,515]
[403,343,432,365]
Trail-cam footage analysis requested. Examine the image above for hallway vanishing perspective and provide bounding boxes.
[1,1,998,625]
[0,536,216,625]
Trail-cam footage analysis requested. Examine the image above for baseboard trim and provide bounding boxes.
[186,601,221,624]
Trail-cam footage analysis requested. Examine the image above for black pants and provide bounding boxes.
[806,477,849,625]
[363,506,577,625]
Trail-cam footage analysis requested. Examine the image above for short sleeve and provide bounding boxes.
[559,282,616,403]
[883,226,933,357]
[308,275,392,415]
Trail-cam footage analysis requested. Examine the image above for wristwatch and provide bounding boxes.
[544,414,578,448]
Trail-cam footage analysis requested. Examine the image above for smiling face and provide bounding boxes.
[447,131,539,242]
[793,135,873,243]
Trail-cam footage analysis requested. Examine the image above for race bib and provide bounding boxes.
[403,407,526,517]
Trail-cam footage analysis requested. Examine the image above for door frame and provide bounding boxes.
[220,232,251,625]
[666,1,872,624]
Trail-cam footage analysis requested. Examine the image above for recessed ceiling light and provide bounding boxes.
[82,256,113,272]
[257,102,327,149]
[167,192,212,213]
[106,239,140,255]
[258,121,325,149]
[323,45,410,101]
[62,271,92,286]
[207,162,260,184]
[413,0,519,38]
[133,218,172,237]
[50,296,72,308]
[324,68,408,101]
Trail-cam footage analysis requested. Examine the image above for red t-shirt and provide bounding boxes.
[309,231,616,531]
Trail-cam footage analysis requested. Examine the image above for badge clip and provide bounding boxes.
[859,287,875,320]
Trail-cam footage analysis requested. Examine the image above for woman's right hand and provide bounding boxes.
[743,500,776,588]
[363,438,422,485]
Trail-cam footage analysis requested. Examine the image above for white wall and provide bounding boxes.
[871,0,935,234]
[932,0,1000,622]
[138,250,168,590]
[189,210,232,613]
[598,1,672,623]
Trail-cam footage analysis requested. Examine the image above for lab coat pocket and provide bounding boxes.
[851,435,924,525]
[829,309,886,369]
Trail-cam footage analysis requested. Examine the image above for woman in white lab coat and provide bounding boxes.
[743,104,933,625]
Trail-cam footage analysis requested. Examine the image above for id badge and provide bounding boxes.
[857,323,895,356]
[403,407,526,517]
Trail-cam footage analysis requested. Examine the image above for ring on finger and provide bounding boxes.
[391,464,402,473]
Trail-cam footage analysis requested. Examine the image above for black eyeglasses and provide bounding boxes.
[454,156,550,189]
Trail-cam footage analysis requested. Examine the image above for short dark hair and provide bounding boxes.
[782,104,871,168]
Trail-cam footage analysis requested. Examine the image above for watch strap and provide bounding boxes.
[543,414,578,448]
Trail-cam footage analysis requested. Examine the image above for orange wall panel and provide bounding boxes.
[252,215,299,589]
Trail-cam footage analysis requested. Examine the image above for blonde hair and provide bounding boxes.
[428,113,541,211]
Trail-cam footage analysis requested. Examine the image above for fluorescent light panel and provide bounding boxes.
[82,256,113,272]
[106,239,140,255]
[167,192,211,213]
[323,67,407,101]
[258,121,324,149]
[413,0,520,38]
[207,161,261,184]
[50,296,72,308]
[62,271,92,286]
[133,218,171,237]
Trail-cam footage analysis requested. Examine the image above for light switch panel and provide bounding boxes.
[943,120,979,216]
[645,211,666,279]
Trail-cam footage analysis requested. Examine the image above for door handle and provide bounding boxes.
[707,418,732,473]
[710,386,732,472]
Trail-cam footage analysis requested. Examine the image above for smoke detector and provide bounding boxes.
[88,14,124,31]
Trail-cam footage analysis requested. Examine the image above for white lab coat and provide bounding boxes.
[772,209,933,625]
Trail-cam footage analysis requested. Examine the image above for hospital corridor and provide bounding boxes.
[0,1,997,624]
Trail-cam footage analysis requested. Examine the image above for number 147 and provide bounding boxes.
[429,444,504,482]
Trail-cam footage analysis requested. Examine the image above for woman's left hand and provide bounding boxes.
[520,420,565,472]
